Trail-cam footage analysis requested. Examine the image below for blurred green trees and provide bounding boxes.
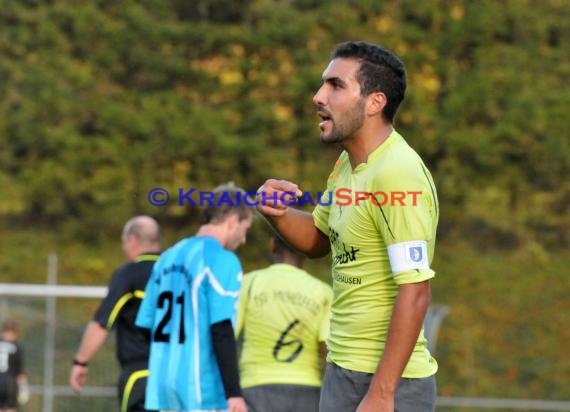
[1,0,568,245]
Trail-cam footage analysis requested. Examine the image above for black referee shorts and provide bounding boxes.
[118,362,156,412]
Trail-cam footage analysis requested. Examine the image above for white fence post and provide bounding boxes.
[425,303,450,355]
[43,253,58,412]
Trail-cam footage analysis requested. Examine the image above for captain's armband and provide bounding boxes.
[387,241,429,273]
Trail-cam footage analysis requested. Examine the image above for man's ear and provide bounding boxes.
[122,234,137,259]
[367,92,387,116]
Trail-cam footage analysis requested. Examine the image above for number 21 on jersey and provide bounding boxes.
[153,291,186,343]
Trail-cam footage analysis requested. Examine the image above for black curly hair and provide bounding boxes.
[332,41,407,124]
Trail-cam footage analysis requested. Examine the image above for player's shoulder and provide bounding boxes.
[110,261,135,278]
[370,138,431,188]
[240,267,263,289]
[155,237,202,262]
[292,271,333,308]
[304,273,333,295]
[284,266,332,294]
[200,242,241,274]
[212,248,240,269]
[114,254,157,278]
[378,139,420,170]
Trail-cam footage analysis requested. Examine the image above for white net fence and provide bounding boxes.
[0,281,119,412]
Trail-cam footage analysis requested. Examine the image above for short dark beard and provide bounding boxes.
[320,97,366,144]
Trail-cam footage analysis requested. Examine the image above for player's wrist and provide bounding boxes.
[72,358,88,367]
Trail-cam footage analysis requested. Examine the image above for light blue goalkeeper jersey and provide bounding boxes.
[136,236,242,411]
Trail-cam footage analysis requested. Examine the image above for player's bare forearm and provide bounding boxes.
[256,179,330,258]
[74,321,109,363]
[358,281,431,410]
[70,321,109,393]
[266,208,330,258]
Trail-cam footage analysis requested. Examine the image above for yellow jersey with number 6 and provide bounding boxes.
[236,263,333,388]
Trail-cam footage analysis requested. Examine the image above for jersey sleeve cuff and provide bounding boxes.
[393,268,435,285]
[312,210,329,236]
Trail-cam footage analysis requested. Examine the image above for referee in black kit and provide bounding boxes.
[70,215,161,412]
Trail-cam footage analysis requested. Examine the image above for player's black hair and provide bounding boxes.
[332,41,407,123]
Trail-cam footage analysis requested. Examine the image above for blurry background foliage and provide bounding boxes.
[0,0,569,403]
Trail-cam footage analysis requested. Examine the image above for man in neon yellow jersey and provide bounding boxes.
[256,41,439,412]
[70,216,161,412]
[236,232,332,412]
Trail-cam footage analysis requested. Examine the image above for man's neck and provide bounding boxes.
[273,255,304,268]
[344,123,393,169]
[127,245,160,261]
[195,224,226,248]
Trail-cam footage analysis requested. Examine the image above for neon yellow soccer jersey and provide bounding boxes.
[236,263,333,388]
[312,130,439,377]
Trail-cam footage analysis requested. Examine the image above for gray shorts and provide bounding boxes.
[319,363,436,412]
[243,384,320,412]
